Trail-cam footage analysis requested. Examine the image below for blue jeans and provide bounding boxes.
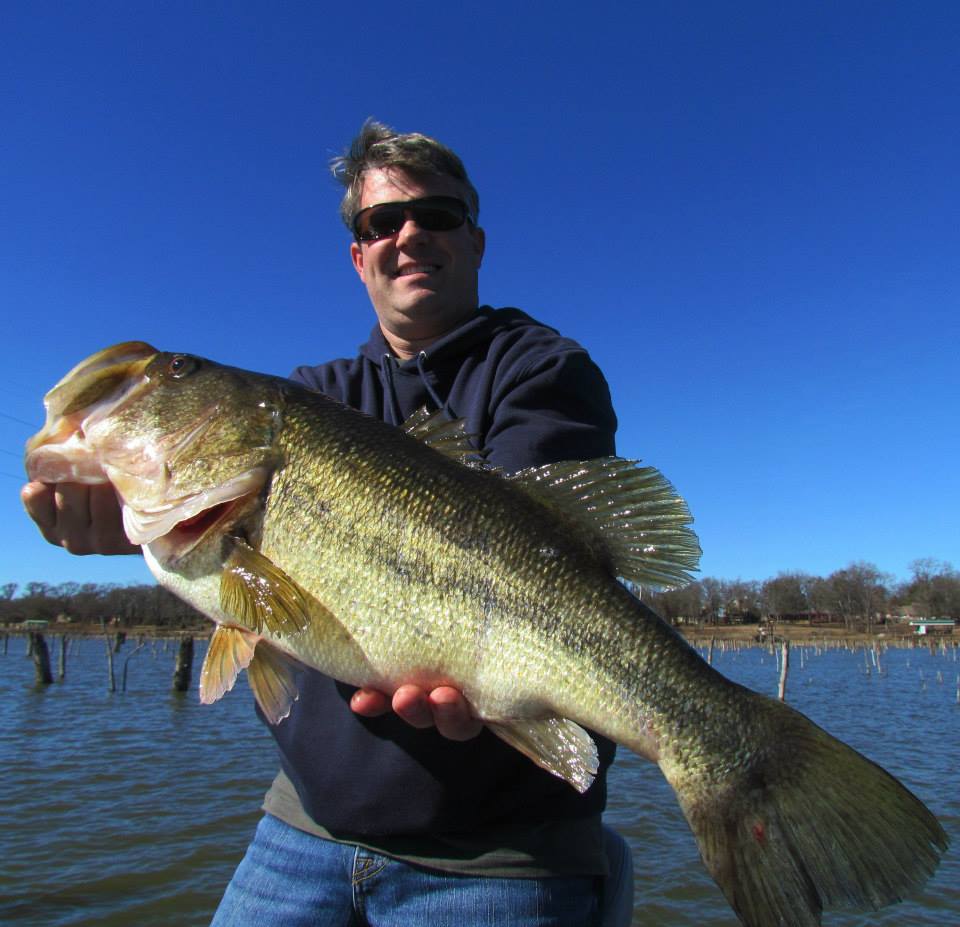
[210,814,601,927]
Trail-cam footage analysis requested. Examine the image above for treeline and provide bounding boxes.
[646,559,960,629]
[0,580,206,630]
[2,558,958,632]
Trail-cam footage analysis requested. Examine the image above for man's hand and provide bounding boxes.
[21,481,140,555]
[350,684,484,741]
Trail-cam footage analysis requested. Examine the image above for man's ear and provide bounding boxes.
[471,225,486,269]
[350,241,365,281]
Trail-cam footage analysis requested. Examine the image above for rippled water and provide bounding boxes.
[1,635,957,926]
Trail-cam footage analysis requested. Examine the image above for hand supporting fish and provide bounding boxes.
[21,481,140,555]
[25,342,948,927]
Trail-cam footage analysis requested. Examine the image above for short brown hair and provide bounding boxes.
[331,119,480,230]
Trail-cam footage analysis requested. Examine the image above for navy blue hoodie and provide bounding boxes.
[264,307,619,846]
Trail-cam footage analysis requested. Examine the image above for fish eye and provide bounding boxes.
[167,354,198,379]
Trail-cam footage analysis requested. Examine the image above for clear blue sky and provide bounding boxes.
[2,1,957,591]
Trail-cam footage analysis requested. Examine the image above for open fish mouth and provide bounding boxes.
[129,469,268,561]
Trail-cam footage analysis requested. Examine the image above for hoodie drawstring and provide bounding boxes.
[380,354,403,426]
[380,351,452,426]
[416,352,450,417]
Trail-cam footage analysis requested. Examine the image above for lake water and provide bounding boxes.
[1,634,957,926]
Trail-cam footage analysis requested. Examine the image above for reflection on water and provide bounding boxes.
[1,636,957,926]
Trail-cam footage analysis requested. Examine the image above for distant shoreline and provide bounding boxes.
[681,623,954,647]
[5,620,954,649]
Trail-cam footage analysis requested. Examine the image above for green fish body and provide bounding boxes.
[26,342,948,927]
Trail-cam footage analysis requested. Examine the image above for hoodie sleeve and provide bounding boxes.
[482,349,618,474]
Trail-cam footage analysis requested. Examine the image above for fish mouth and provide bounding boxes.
[145,486,264,564]
[25,342,159,484]
[124,467,269,554]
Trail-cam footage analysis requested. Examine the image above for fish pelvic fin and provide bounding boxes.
[199,625,258,704]
[487,718,599,793]
[220,538,313,637]
[246,642,302,724]
[668,699,948,927]
[508,458,700,591]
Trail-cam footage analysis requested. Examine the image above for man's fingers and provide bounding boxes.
[87,483,139,554]
[21,481,138,555]
[21,482,58,540]
[349,687,392,717]
[54,483,97,554]
[429,687,484,741]
[391,685,435,728]
[349,684,483,741]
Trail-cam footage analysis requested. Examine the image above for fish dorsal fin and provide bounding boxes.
[246,643,302,724]
[487,718,599,793]
[509,457,700,590]
[220,537,313,636]
[199,625,258,705]
[401,408,490,469]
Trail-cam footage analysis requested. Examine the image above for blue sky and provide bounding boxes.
[2,1,957,591]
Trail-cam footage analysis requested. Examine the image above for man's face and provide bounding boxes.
[350,167,485,354]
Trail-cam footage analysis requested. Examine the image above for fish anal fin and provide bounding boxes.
[220,537,313,637]
[247,643,302,724]
[199,625,258,705]
[509,458,701,590]
[488,717,598,793]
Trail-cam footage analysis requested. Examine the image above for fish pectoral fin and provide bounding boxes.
[199,625,258,704]
[220,537,313,637]
[487,718,598,794]
[247,643,302,724]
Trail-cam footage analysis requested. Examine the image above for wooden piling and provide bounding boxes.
[777,640,790,701]
[104,635,116,692]
[58,635,67,681]
[29,632,53,685]
[121,642,146,692]
[173,636,194,692]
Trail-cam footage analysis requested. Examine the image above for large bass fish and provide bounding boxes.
[25,342,947,927]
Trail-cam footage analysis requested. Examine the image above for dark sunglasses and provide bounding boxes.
[352,196,472,243]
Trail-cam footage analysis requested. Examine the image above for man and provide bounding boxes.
[23,121,626,926]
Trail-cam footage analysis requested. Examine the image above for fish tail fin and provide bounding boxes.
[666,698,948,927]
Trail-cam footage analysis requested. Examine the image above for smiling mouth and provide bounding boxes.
[395,264,440,278]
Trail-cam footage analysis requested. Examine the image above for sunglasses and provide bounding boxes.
[352,196,472,243]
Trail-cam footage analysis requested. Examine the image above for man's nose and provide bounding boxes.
[395,211,429,246]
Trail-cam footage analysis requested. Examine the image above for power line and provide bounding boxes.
[0,410,37,428]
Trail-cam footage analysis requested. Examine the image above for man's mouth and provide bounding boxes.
[394,263,441,278]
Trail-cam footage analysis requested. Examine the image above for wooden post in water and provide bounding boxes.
[707,637,716,666]
[29,632,53,685]
[58,635,67,681]
[173,636,194,692]
[104,635,116,692]
[121,642,146,692]
[777,640,790,702]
